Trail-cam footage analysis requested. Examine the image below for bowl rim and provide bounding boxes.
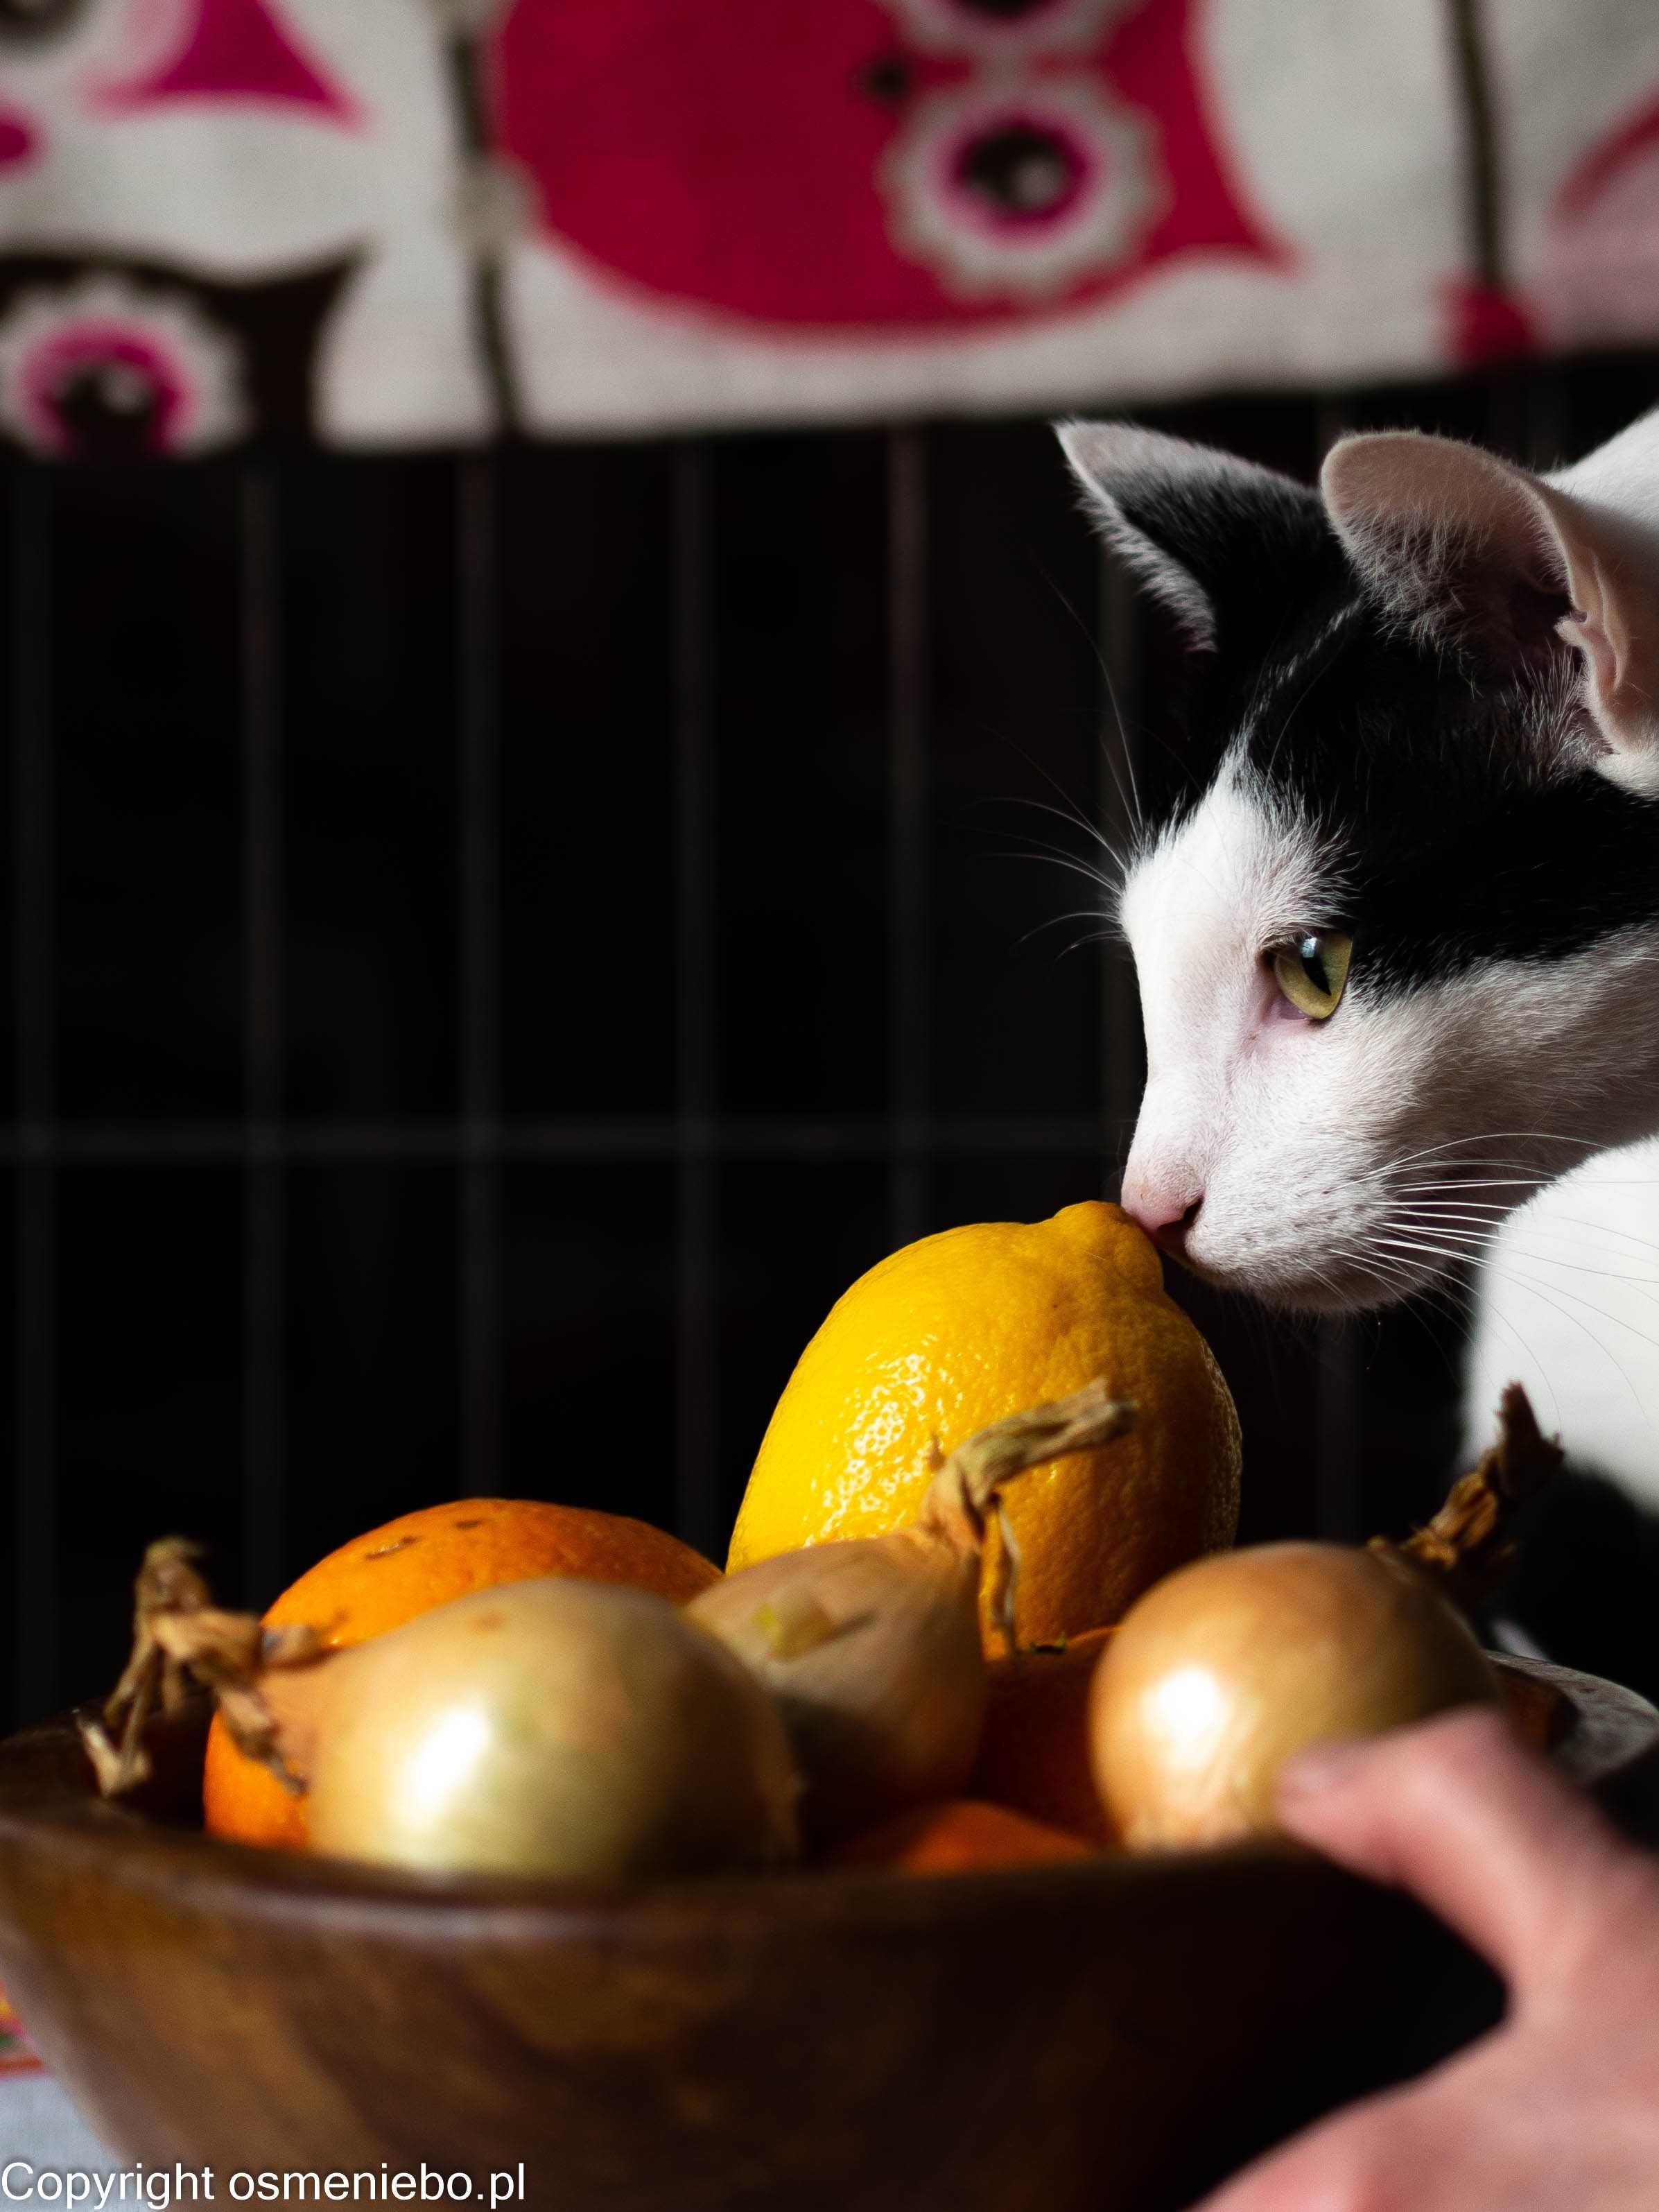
[0,1654,1649,1939]
[0,1783,1362,1953]
[0,1708,1310,1938]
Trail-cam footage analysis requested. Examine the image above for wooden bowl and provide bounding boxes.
[0,1657,1651,2212]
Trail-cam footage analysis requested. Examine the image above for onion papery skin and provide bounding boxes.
[687,1530,986,1841]
[304,1579,801,1880]
[1089,1542,1501,1849]
[690,1376,1136,1840]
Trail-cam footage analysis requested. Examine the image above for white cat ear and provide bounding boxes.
[1057,422,1326,656]
[1321,430,1659,783]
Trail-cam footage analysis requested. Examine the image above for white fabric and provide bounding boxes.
[0,2075,119,2177]
[0,0,1656,442]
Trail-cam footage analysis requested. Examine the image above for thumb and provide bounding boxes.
[1277,1705,1645,1991]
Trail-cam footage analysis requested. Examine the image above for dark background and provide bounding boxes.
[6,352,1658,1734]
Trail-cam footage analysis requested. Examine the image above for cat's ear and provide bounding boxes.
[1057,422,1331,655]
[1322,430,1659,783]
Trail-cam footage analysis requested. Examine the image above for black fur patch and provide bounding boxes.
[1149,477,1659,1000]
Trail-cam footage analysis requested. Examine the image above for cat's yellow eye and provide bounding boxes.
[1271,931,1352,1021]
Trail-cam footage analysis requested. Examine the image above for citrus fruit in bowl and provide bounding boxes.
[728,1200,1241,1649]
[203,1498,720,1851]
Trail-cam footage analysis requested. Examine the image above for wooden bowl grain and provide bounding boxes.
[0,1657,1651,2212]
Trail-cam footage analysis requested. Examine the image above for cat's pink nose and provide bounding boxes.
[1122,1184,1204,1259]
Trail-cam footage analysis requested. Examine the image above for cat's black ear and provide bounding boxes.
[1323,430,1659,784]
[1056,422,1334,655]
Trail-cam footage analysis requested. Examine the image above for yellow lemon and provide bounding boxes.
[728,1201,1241,1650]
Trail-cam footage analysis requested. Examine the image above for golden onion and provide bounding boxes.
[302,1578,801,1880]
[1088,1541,1500,1849]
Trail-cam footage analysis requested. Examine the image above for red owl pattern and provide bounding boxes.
[0,0,1653,440]
[487,0,1283,329]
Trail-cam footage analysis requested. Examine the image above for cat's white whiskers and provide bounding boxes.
[1398,1198,1521,1216]
[1506,1214,1659,1267]
[1389,1175,1552,1193]
[1455,1243,1659,1289]
[1301,1259,1353,1306]
[1371,1241,1485,1274]
[1050,928,1113,967]
[1393,1193,1540,1216]
[1097,710,1146,850]
[1007,905,1116,956]
[1329,1247,1426,1304]
[1023,555,1148,845]
[1456,1282,1566,1435]
[1420,1210,1659,1265]
[1005,797,1129,873]
[1400,1195,1659,1277]
[1400,1200,1510,1223]
[1070,405,1659,1503]
[1473,1261,1656,1424]
[1461,1250,1659,1360]
[1332,1244,1486,1383]
[1373,1132,1602,1180]
[1000,834,1124,898]
[1357,1160,1565,1211]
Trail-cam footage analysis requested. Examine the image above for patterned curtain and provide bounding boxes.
[0,0,1656,451]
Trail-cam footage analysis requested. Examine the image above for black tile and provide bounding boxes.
[0,467,19,1127]
[283,457,461,1118]
[502,1164,678,1532]
[1149,391,1325,483]
[928,421,1104,1118]
[17,357,1659,1736]
[281,1164,458,1602]
[0,1170,15,1728]
[711,433,889,1114]
[55,1167,243,1714]
[53,464,242,1118]
[499,444,677,1116]
[1357,1291,1479,1542]
[1165,1271,1323,1547]
[1539,351,1659,467]
[932,1153,1106,1234]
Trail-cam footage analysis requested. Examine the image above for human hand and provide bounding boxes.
[1190,1706,1659,2211]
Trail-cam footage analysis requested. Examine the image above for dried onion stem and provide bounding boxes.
[1370,1382,1564,1612]
[690,1376,1136,1834]
[80,1538,324,1799]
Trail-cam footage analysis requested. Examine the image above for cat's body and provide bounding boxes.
[1058,406,1659,1512]
[1461,1137,1659,1510]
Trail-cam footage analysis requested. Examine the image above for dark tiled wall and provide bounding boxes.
[8,355,1658,1726]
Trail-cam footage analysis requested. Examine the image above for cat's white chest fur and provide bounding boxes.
[1465,1141,1659,1509]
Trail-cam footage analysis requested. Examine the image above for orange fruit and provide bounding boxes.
[727,1201,1240,1650]
[826,1799,1095,1875]
[202,1499,720,1850]
[971,1627,1115,1844]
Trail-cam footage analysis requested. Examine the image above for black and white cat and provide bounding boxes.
[1057,408,1659,1517]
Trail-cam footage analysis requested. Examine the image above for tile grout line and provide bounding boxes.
[241,461,286,1606]
[887,426,932,1250]
[13,465,55,1720]
[0,1113,1115,1165]
[673,441,720,1559]
[458,451,503,1501]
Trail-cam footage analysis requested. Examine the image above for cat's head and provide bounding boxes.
[1060,417,1659,1310]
